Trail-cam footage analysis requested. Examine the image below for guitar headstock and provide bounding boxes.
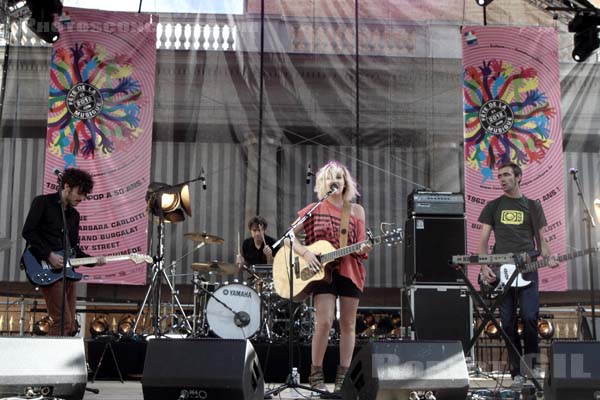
[380,227,403,246]
[130,253,153,264]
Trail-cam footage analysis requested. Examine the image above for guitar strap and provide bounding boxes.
[339,201,351,248]
[527,197,542,253]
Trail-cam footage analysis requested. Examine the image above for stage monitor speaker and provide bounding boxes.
[0,337,86,400]
[142,338,264,400]
[341,340,469,400]
[404,216,465,284]
[544,341,600,400]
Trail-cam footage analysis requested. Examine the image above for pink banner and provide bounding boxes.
[462,26,567,291]
[44,8,157,285]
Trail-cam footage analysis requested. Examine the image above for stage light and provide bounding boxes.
[475,0,494,6]
[573,28,600,62]
[484,320,501,339]
[117,314,135,337]
[538,319,555,339]
[33,315,53,336]
[517,320,524,336]
[569,14,600,62]
[594,198,599,221]
[25,0,63,44]
[147,182,192,223]
[89,315,110,337]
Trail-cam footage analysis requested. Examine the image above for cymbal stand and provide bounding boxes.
[167,242,207,333]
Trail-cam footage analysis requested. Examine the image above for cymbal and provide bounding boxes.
[184,232,224,244]
[0,238,12,252]
[191,261,238,275]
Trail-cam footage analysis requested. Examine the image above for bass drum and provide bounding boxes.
[206,283,261,339]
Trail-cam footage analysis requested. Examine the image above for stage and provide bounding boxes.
[82,376,524,400]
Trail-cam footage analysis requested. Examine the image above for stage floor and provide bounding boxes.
[83,375,526,400]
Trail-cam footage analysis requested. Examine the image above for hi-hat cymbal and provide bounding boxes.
[191,261,238,275]
[0,238,13,252]
[184,232,224,244]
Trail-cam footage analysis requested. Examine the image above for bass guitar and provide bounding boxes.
[21,249,152,286]
[273,229,403,301]
[478,243,600,296]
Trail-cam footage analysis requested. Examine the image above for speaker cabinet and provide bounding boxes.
[404,216,465,284]
[409,285,473,356]
[341,340,469,400]
[544,341,600,400]
[142,338,264,400]
[0,337,86,400]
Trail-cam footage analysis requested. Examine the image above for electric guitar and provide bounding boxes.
[21,249,152,286]
[478,243,600,295]
[273,229,403,301]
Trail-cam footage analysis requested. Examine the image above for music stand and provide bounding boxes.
[265,186,340,399]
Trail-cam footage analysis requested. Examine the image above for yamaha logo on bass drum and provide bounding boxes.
[222,288,252,298]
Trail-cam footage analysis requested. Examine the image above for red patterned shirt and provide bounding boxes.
[298,200,367,291]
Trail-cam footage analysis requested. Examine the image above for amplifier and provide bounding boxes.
[407,190,465,217]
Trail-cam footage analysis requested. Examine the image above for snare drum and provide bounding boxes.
[206,283,261,339]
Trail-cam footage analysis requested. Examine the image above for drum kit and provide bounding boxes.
[182,232,314,342]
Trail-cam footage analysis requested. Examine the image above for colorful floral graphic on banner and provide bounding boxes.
[464,60,555,183]
[48,42,143,167]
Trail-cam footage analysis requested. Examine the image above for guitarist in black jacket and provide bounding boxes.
[22,168,104,336]
[478,162,557,386]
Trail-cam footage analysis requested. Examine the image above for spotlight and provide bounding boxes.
[33,315,53,336]
[146,183,192,223]
[475,0,494,6]
[538,319,555,339]
[25,0,63,43]
[117,314,135,337]
[484,320,501,339]
[569,14,600,62]
[573,28,600,62]
[89,315,110,337]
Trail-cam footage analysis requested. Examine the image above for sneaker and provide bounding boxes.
[510,374,527,388]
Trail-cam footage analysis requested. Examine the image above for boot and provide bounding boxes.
[334,365,349,392]
[309,365,328,391]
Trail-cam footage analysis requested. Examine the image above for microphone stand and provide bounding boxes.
[572,170,597,340]
[57,174,71,337]
[265,185,340,399]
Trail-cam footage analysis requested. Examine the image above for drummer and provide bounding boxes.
[236,216,277,266]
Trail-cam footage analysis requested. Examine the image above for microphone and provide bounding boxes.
[234,311,250,327]
[306,163,313,184]
[200,168,207,190]
[328,182,339,194]
[569,167,578,176]
[53,168,63,177]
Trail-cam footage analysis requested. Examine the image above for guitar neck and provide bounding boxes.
[70,255,130,266]
[320,237,380,263]
[523,247,598,273]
